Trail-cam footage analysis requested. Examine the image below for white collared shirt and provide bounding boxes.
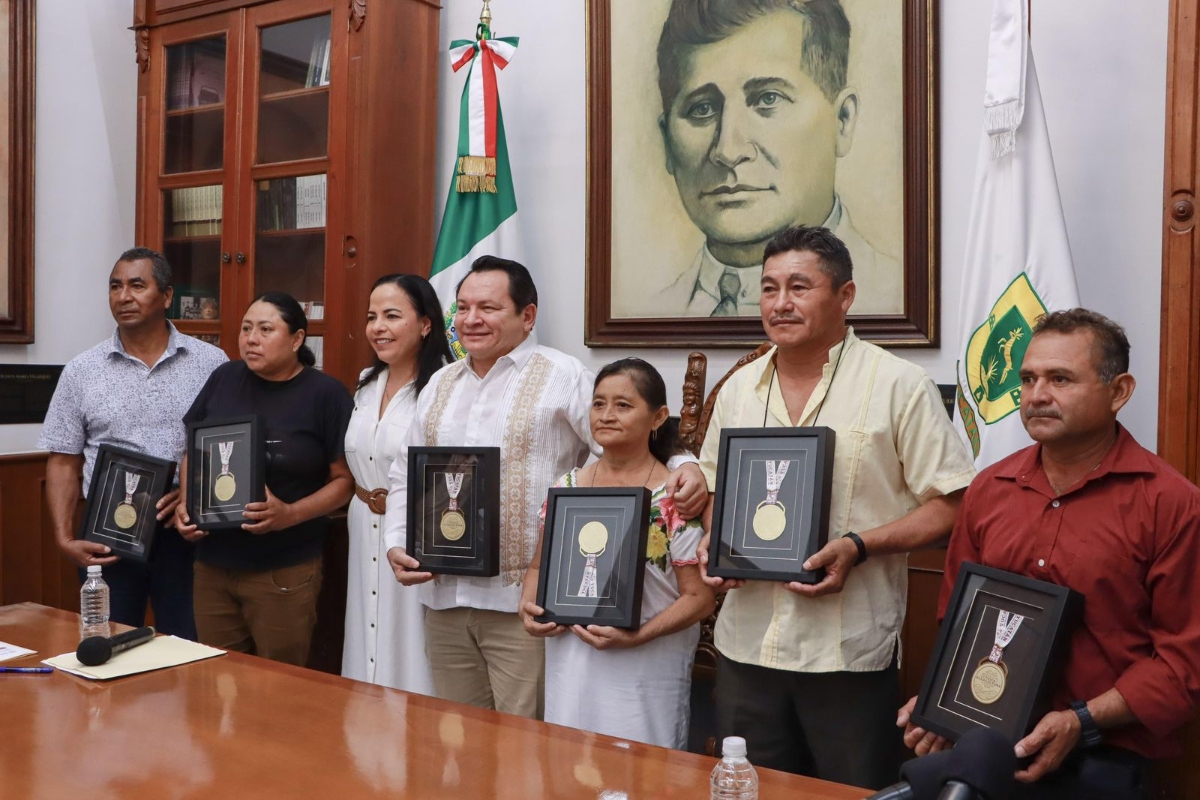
[383,335,597,613]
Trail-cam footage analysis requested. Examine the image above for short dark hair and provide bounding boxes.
[117,247,172,292]
[357,273,454,396]
[456,255,538,310]
[251,291,316,368]
[1032,308,1130,384]
[594,358,680,464]
[761,225,853,287]
[657,0,851,114]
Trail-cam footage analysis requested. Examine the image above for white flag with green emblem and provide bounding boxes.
[430,31,523,360]
[953,0,1080,467]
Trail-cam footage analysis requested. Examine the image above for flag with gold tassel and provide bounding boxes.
[430,19,523,359]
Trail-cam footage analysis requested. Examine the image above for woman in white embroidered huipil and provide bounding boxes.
[343,274,451,691]
[520,358,716,749]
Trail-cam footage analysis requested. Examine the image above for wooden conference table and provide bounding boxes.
[0,603,867,799]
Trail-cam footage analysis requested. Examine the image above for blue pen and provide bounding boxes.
[0,666,52,674]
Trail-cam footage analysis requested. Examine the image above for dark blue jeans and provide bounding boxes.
[77,523,197,640]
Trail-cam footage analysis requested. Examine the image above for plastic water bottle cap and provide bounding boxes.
[86,565,102,575]
[722,736,747,758]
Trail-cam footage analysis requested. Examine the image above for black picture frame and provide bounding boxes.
[911,562,1083,744]
[186,415,266,530]
[80,444,176,563]
[535,486,651,629]
[707,427,835,584]
[407,447,501,578]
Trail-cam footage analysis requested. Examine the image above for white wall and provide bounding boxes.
[435,0,1168,449]
[0,0,1168,454]
[0,0,137,454]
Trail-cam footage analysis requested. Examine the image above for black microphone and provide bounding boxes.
[865,727,1017,800]
[76,626,157,666]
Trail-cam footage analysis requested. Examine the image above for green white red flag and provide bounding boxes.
[430,32,523,359]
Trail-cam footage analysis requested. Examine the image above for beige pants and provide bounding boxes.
[423,606,544,719]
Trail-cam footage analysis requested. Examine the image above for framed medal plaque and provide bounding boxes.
[911,562,1083,744]
[707,427,835,584]
[186,415,266,530]
[80,445,176,563]
[407,447,501,577]
[535,487,651,629]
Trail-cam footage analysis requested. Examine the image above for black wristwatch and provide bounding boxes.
[845,531,868,565]
[1070,700,1103,749]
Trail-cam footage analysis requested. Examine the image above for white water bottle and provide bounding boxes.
[79,565,111,641]
[710,736,758,800]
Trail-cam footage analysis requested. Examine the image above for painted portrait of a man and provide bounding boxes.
[606,0,906,321]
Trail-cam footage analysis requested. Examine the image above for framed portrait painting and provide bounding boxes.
[585,0,938,348]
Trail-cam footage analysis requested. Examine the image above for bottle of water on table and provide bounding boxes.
[79,565,110,641]
[711,736,758,800]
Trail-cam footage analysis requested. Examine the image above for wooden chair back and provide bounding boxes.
[679,344,771,756]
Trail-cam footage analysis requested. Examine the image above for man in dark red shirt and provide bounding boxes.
[898,308,1200,799]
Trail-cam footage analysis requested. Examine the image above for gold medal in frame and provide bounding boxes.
[186,415,266,530]
[709,427,835,584]
[407,447,500,578]
[912,562,1082,744]
[80,445,177,563]
[535,486,651,630]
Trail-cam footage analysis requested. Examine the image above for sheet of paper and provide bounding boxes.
[43,635,225,680]
[0,640,36,663]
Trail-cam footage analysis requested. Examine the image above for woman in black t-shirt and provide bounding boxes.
[176,291,353,666]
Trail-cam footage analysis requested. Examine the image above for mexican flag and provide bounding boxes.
[430,32,523,360]
[953,0,1080,467]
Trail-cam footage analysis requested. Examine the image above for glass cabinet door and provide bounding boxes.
[254,173,327,320]
[164,36,227,174]
[249,11,333,368]
[256,15,331,164]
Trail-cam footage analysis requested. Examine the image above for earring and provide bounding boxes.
[651,428,659,441]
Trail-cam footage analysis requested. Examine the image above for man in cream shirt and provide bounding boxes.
[384,256,707,720]
[698,226,974,789]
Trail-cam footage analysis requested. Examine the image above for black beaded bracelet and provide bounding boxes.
[845,531,868,565]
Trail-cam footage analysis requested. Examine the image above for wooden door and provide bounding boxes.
[1158,3,1200,796]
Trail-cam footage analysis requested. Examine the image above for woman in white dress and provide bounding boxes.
[519,358,716,749]
[343,274,451,691]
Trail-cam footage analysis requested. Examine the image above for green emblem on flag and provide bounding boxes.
[964,273,1048,425]
[443,302,467,361]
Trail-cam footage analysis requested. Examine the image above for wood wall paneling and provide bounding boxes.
[0,454,77,611]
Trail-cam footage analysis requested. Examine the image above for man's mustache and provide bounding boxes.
[769,315,803,325]
[1023,408,1061,419]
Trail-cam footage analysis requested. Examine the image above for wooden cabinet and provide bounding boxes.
[132,0,441,388]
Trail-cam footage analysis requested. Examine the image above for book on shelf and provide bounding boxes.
[170,185,222,237]
[295,175,327,229]
[301,301,325,321]
[305,37,332,89]
[258,176,325,232]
